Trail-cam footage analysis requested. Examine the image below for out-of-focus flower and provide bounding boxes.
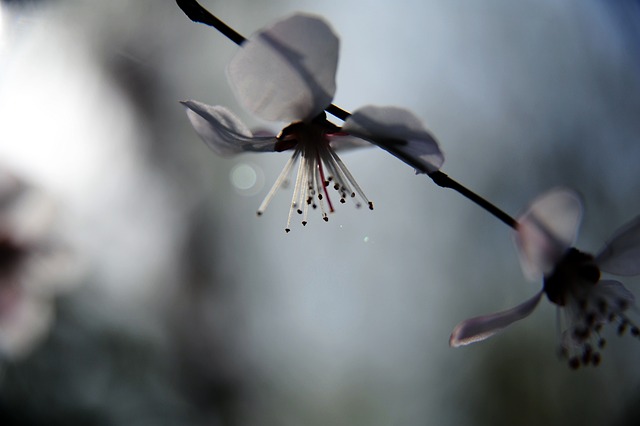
[0,170,74,360]
[181,13,443,232]
[450,188,640,368]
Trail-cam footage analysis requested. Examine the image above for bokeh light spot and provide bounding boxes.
[230,163,263,196]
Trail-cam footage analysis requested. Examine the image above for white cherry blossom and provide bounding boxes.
[450,188,640,368]
[181,13,443,232]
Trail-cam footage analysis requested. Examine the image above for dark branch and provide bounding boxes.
[430,171,517,229]
[176,0,246,46]
[350,134,518,228]
[325,104,350,121]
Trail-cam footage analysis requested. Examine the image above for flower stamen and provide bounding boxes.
[257,148,300,217]
[260,120,374,232]
[321,143,373,211]
[557,286,640,368]
[285,149,308,233]
[316,154,334,214]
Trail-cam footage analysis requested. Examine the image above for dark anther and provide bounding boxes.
[618,322,628,336]
[569,357,580,370]
[573,328,589,340]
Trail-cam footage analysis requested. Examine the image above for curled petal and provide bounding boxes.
[596,215,640,276]
[449,291,543,347]
[227,13,338,122]
[515,188,582,281]
[181,100,277,156]
[342,105,444,174]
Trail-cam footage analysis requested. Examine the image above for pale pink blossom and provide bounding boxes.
[182,13,443,232]
[0,172,70,359]
[450,188,640,368]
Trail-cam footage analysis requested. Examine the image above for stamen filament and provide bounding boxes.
[326,146,373,210]
[316,153,334,213]
[286,149,308,232]
[312,157,330,221]
[257,148,300,216]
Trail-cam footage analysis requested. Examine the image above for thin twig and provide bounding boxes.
[430,172,517,229]
[176,0,246,45]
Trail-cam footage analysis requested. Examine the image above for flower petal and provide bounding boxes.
[227,13,339,122]
[181,100,278,156]
[596,215,640,276]
[449,291,543,347]
[342,105,444,174]
[515,188,583,281]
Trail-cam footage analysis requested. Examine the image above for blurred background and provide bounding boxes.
[0,0,639,425]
